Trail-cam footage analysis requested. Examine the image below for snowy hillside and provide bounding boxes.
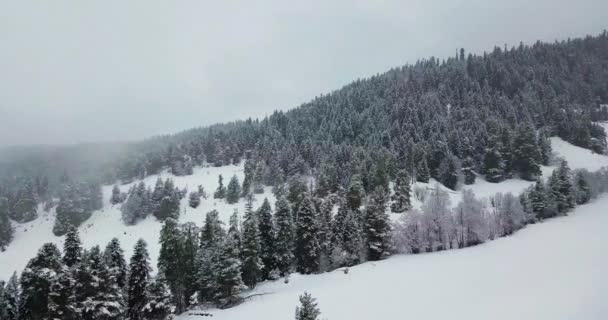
[177,195,608,320]
[1,136,606,283]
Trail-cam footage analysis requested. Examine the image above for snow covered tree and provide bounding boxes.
[453,189,485,248]
[461,156,476,185]
[416,157,430,183]
[492,193,526,237]
[538,130,552,166]
[257,198,275,279]
[438,155,460,190]
[155,179,180,221]
[346,174,365,211]
[197,210,225,302]
[110,184,123,205]
[287,175,308,205]
[1,272,19,320]
[103,238,128,289]
[295,195,320,274]
[483,135,505,183]
[158,218,186,312]
[226,175,241,204]
[10,184,37,223]
[528,179,548,220]
[0,197,14,251]
[241,160,255,197]
[142,278,175,320]
[48,265,76,320]
[549,161,575,214]
[512,124,542,180]
[390,169,411,213]
[574,171,592,205]
[188,191,201,208]
[295,292,321,320]
[127,239,152,320]
[273,196,295,275]
[19,243,63,319]
[62,225,82,268]
[241,196,263,288]
[365,190,392,261]
[213,175,226,199]
[421,185,452,251]
[214,234,244,308]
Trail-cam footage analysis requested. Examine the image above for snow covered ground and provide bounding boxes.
[1,135,607,287]
[177,195,608,320]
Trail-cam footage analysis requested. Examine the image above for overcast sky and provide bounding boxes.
[0,0,606,147]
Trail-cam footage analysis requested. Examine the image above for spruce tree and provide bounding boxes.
[213,175,226,199]
[0,197,14,251]
[142,278,175,320]
[197,210,224,302]
[103,238,128,289]
[529,180,548,220]
[158,218,186,312]
[215,234,244,307]
[438,155,459,190]
[549,161,575,214]
[226,175,242,204]
[63,225,83,268]
[180,222,200,308]
[295,292,321,320]
[188,191,201,208]
[366,190,392,261]
[346,174,365,211]
[1,272,19,320]
[512,124,542,180]
[19,243,63,319]
[241,195,263,288]
[390,169,411,213]
[274,196,295,275]
[257,198,275,279]
[462,156,476,185]
[127,239,152,320]
[295,195,320,274]
[483,136,505,183]
[575,171,591,205]
[110,184,122,205]
[416,157,430,183]
[538,130,552,166]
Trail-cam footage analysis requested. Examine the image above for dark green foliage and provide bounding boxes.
[295,292,321,320]
[483,135,505,183]
[103,238,128,289]
[391,170,411,213]
[127,239,151,320]
[0,197,14,251]
[549,161,576,214]
[512,124,542,181]
[438,155,460,190]
[273,196,295,275]
[19,243,62,320]
[188,191,201,208]
[295,195,319,274]
[287,175,308,205]
[226,175,241,204]
[62,225,82,267]
[241,196,263,287]
[416,158,430,183]
[158,218,186,313]
[257,198,275,279]
[575,171,592,205]
[529,180,548,220]
[365,190,392,261]
[346,174,365,211]
[462,157,476,185]
[155,179,180,221]
[215,233,244,307]
[213,175,226,199]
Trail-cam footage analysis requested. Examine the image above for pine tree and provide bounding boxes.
[338,206,364,266]
[188,191,201,208]
[1,272,19,320]
[226,175,242,204]
[180,222,200,308]
[155,179,180,221]
[512,124,542,180]
[483,136,505,183]
[529,180,548,220]
[110,184,123,205]
[538,130,552,166]
[438,155,460,190]
[462,156,476,185]
[366,190,392,261]
[10,184,37,223]
[158,218,186,313]
[241,160,255,197]
[213,175,226,199]
[416,157,430,183]
[295,195,320,274]
[19,243,63,319]
[295,292,321,320]
[273,196,295,275]
[257,198,275,279]
[316,200,334,272]
[196,210,224,303]
[214,234,244,307]
[574,171,592,205]
[549,161,575,214]
[346,174,365,211]
[287,175,308,205]
[62,225,82,268]
[142,278,175,320]
[0,197,14,251]
[127,239,152,320]
[241,196,263,288]
[48,266,76,320]
[103,238,128,289]
[390,169,411,213]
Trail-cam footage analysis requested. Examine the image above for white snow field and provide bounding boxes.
[178,195,608,320]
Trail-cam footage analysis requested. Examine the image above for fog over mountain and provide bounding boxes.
[0,0,606,146]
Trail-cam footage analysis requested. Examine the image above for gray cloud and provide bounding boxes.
[0,0,606,146]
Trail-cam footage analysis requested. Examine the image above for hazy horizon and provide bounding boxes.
[1,0,607,147]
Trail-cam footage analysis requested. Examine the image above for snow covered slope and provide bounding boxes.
[1,136,607,282]
[178,195,608,320]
